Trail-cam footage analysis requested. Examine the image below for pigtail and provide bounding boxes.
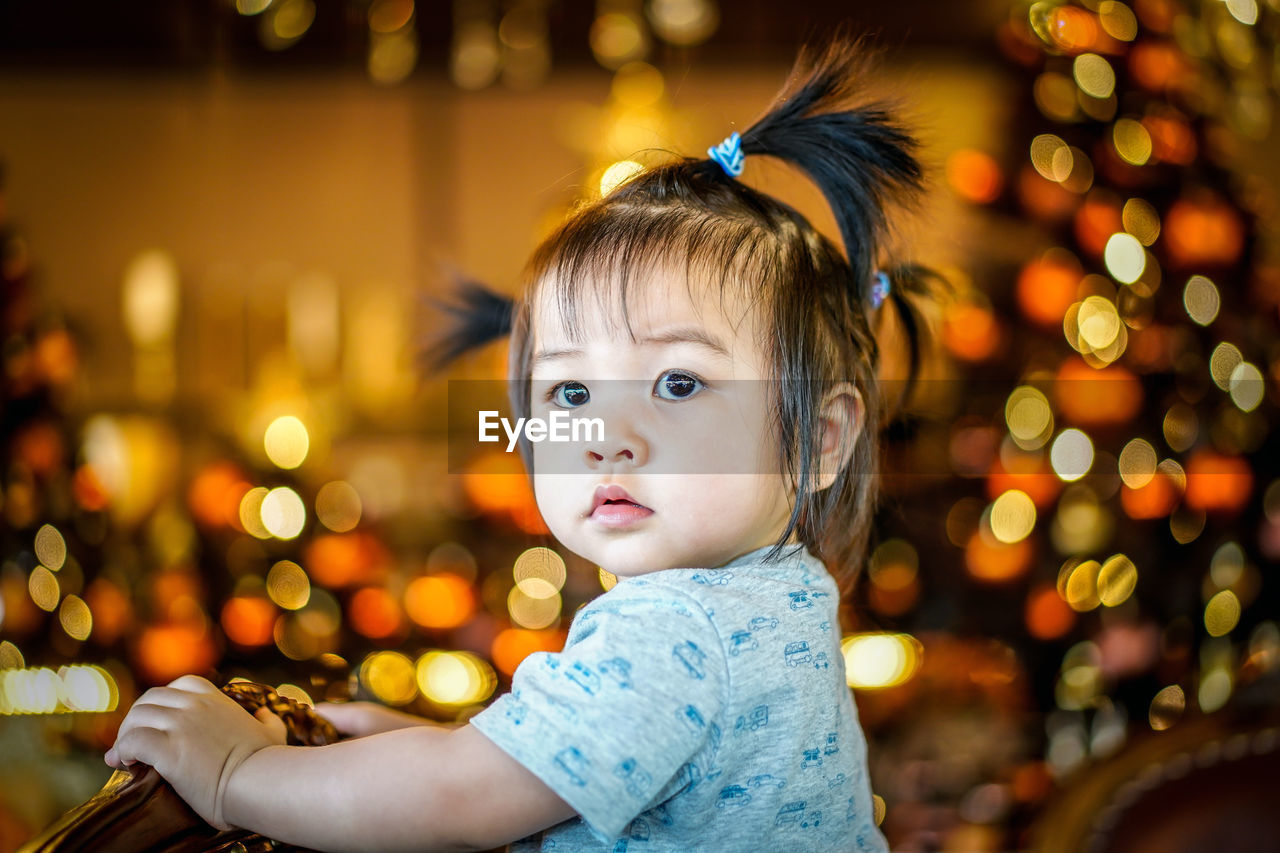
[738,35,925,294]
[417,273,516,370]
[879,262,951,412]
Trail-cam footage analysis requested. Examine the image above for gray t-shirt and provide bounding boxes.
[469,544,888,852]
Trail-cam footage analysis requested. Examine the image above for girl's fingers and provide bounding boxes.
[313,702,363,732]
[132,686,194,710]
[167,674,219,694]
[108,725,169,769]
[115,701,178,734]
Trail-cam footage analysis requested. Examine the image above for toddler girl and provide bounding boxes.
[106,34,938,852]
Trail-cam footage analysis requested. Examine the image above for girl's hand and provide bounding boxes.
[104,675,288,830]
[313,700,439,737]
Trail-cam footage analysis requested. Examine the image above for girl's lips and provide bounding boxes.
[590,501,655,527]
[589,484,654,527]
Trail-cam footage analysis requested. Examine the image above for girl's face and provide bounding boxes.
[528,270,794,577]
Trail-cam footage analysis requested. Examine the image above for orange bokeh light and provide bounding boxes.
[305,532,388,588]
[14,422,63,477]
[85,577,133,646]
[188,463,251,530]
[1047,5,1100,53]
[965,532,1033,583]
[1134,0,1177,36]
[73,465,110,512]
[946,149,1004,204]
[1073,194,1123,259]
[1184,451,1253,514]
[491,627,567,675]
[405,573,477,630]
[1164,194,1244,269]
[1120,471,1180,519]
[0,571,42,637]
[1129,41,1189,91]
[350,586,404,640]
[1053,358,1143,426]
[221,596,278,647]
[462,452,551,534]
[942,300,1000,362]
[1142,113,1196,166]
[1017,164,1078,221]
[1017,254,1081,327]
[134,622,218,685]
[986,454,1063,509]
[1025,583,1076,640]
[151,570,204,617]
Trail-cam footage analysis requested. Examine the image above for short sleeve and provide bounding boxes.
[469,579,728,842]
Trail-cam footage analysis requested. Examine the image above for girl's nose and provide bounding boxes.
[584,432,647,469]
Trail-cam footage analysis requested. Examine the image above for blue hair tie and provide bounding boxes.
[707,131,745,178]
[871,271,891,309]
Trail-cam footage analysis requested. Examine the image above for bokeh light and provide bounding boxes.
[1121,198,1160,245]
[1050,428,1093,482]
[1061,558,1102,611]
[989,490,1037,543]
[0,665,118,715]
[1117,438,1157,488]
[1006,386,1054,449]
[239,487,272,539]
[946,149,1004,204]
[491,627,565,675]
[508,583,562,629]
[513,547,567,596]
[1073,54,1115,98]
[647,0,719,46]
[1103,232,1146,283]
[1148,684,1185,730]
[600,160,644,196]
[221,596,278,647]
[350,587,404,639]
[266,560,311,610]
[1026,583,1076,640]
[57,594,92,641]
[1204,589,1241,637]
[1096,554,1137,607]
[360,651,417,705]
[842,633,923,690]
[261,486,306,539]
[416,650,496,706]
[34,524,66,571]
[405,573,475,630]
[264,415,310,469]
[315,480,363,533]
[1229,362,1264,412]
[28,566,59,612]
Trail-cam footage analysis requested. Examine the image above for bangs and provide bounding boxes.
[525,199,783,344]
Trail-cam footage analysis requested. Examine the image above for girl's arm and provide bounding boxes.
[225,723,576,852]
[106,675,576,853]
[314,700,448,737]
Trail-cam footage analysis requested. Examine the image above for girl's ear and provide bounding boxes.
[816,382,864,491]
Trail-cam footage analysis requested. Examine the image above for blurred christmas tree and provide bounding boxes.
[855,0,1280,849]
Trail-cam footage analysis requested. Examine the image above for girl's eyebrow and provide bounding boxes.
[639,326,733,360]
[532,326,732,367]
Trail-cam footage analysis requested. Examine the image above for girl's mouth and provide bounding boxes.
[589,484,654,528]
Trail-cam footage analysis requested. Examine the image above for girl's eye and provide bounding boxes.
[551,381,590,408]
[654,370,704,401]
